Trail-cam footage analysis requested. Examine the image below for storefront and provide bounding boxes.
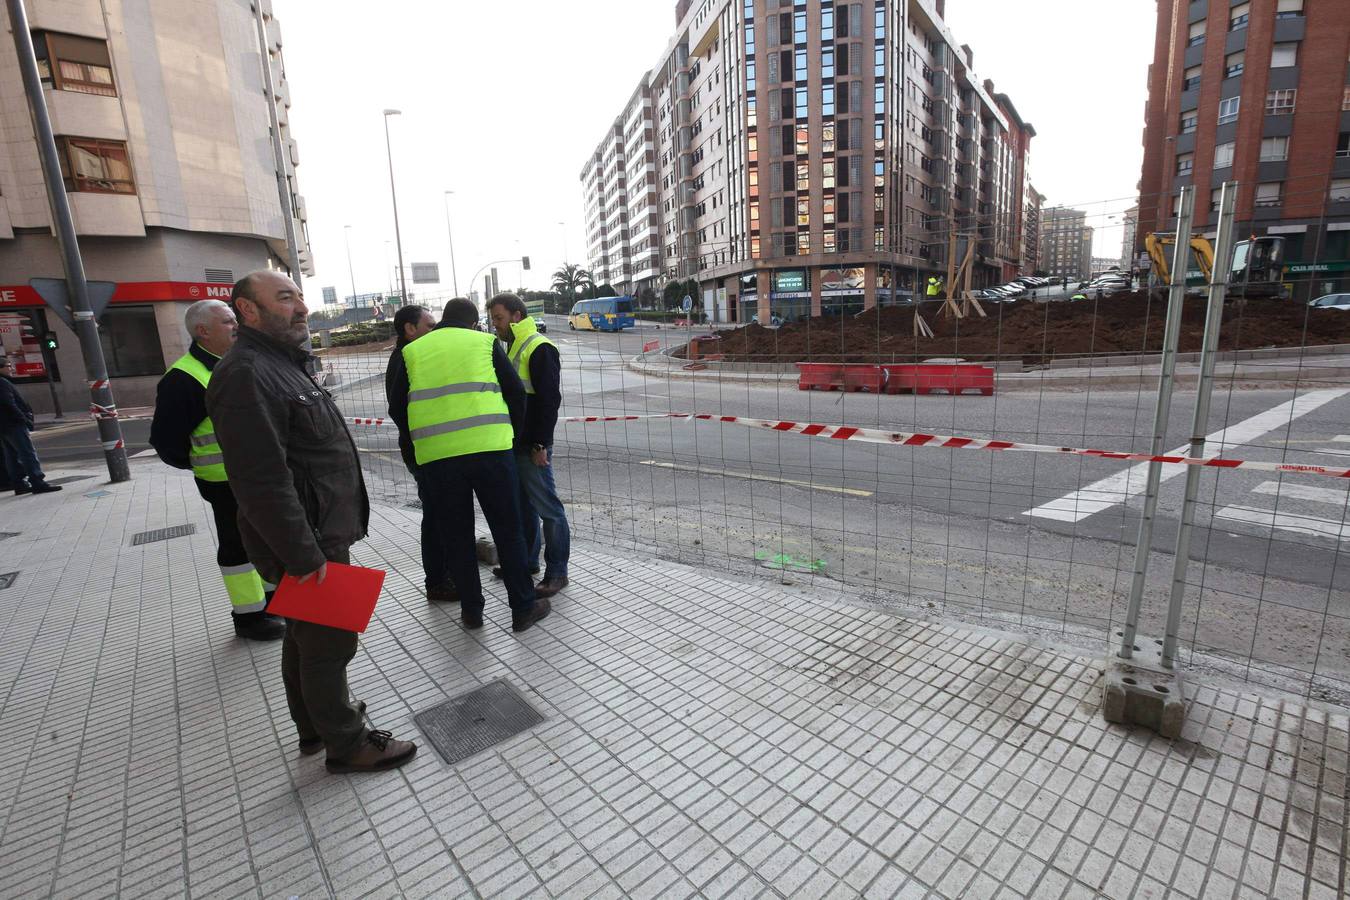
[821,266,865,317]
[769,269,811,323]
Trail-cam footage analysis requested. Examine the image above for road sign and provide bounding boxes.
[29,278,117,329]
[682,295,693,312]
[411,262,440,284]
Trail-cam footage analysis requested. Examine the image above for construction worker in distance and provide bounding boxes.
[150,299,285,642]
[926,275,943,299]
[387,298,550,634]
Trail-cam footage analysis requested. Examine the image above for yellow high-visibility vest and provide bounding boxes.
[403,328,513,464]
[167,352,227,483]
[506,317,557,395]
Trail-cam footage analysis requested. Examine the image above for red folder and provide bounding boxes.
[267,562,386,633]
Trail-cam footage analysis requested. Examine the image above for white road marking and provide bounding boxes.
[638,460,872,497]
[1332,435,1350,442]
[1213,505,1350,541]
[1312,448,1350,458]
[1023,388,1350,523]
[1250,481,1350,506]
[130,448,158,458]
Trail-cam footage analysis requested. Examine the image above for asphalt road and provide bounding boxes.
[44,315,1349,697]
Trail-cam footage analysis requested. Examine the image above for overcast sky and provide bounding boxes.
[280,1,1155,301]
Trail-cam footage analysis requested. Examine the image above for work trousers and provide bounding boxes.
[418,449,537,617]
[197,479,267,614]
[515,449,570,580]
[280,546,366,758]
[0,424,43,488]
[414,469,451,590]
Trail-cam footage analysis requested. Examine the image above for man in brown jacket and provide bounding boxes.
[207,270,416,773]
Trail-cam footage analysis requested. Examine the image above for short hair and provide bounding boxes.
[393,304,428,344]
[184,299,230,337]
[487,292,527,318]
[441,297,479,328]
[229,273,261,317]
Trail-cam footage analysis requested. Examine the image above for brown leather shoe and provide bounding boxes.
[426,582,458,603]
[325,730,417,773]
[512,596,552,633]
[534,577,569,599]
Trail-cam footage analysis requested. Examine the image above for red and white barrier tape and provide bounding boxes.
[342,413,1350,480]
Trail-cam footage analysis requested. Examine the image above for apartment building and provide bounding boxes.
[0,0,311,411]
[579,0,1036,323]
[1120,203,1139,269]
[1136,0,1350,299]
[1024,185,1045,274]
[1038,207,1093,281]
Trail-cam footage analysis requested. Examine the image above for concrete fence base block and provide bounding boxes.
[1100,631,1186,739]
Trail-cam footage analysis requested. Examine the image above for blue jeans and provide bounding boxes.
[418,450,537,615]
[414,470,450,590]
[0,425,43,489]
[516,449,570,579]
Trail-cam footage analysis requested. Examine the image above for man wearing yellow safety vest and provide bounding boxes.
[150,299,285,641]
[926,275,944,298]
[487,293,570,599]
[387,298,551,633]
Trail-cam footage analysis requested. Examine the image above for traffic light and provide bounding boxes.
[42,332,57,351]
[521,256,531,271]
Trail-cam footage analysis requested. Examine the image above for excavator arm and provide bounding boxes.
[1144,233,1213,284]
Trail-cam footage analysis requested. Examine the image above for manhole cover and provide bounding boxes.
[84,490,111,499]
[131,524,197,546]
[414,679,544,766]
[0,572,19,589]
[47,475,93,486]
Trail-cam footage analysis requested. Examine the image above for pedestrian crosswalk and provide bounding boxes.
[1214,476,1350,543]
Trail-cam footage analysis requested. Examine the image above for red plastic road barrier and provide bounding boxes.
[883,363,994,396]
[643,339,659,352]
[842,365,886,393]
[795,363,845,390]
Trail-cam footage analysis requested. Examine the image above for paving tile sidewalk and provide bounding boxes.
[0,461,1346,899]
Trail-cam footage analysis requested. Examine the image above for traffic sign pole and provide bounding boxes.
[9,0,129,482]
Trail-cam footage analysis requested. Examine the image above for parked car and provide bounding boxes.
[1308,293,1350,310]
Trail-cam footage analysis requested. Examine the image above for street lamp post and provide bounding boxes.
[382,109,409,305]
[443,191,460,296]
[558,221,568,265]
[343,225,358,306]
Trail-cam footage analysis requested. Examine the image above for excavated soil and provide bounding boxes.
[695,293,1350,365]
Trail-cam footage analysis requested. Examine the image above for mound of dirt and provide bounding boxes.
[697,293,1350,365]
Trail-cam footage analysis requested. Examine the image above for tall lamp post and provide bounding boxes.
[382,109,408,305]
[342,225,358,305]
[443,191,460,296]
[558,220,568,265]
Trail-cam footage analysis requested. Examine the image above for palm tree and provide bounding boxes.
[551,263,594,299]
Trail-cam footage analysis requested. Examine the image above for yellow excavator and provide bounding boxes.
[1143,233,1288,300]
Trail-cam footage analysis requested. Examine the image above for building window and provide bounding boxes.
[1217,97,1240,125]
[1276,0,1303,18]
[1187,20,1205,46]
[1225,51,1245,78]
[98,306,163,377]
[1254,183,1282,207]
[1180,111,1197,134]
[821,3,834,40]
[1266,89,1296,115]
[1338,132,1350,159]
[1260,136,1289,161]
[822,84,835,116]
[1210,188,1224,212]
[57,137,135,194]
[821,47,834,79]
[32,31,116,97]
[1214,141,1235,169]
[1270,42,1298,68]
[795,87,807,118]
[1331,179,1350,202]
[1229,2,1249,29]
[1183,65,1202,92]
[1344,86,1350,111]
[1176,152,1193,175]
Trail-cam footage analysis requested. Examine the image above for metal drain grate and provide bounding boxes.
[47,475,93,486]
[414,679,544,766]
[0,572,19,589]
[130,524,197,546]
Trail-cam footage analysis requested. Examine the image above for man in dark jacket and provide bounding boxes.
[208,270,416,773]
[387,298,548,633]
[0,358,59,495]
[383,304,454,602]
[151,299,284,641]
[487,294,570,598]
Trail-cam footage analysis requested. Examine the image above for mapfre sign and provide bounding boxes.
[0,281,235,307]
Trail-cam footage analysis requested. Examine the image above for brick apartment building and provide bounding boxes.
[1136,0,1350,299]
[1038,207,1093,281]
[0,0,311,412]
[579,0,1037,323]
